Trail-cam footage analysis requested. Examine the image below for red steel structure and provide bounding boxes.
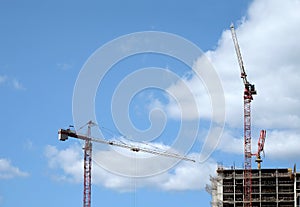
[58,121,195,207]
[83,121,93,207]
[230,24,257,207]
[254,130,266,170]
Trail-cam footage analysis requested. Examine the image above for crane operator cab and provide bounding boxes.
[244,83,257,99]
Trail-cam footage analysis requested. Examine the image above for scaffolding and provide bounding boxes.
[207,166,300,207]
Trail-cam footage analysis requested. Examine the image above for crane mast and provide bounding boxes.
[83,121,93,207]
[230,23,257,207]
[58,121,195,207]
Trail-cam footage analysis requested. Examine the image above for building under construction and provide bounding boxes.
[205,24,297,207]
[207,165,300,207]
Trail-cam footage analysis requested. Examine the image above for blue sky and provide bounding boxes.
[1,0,300,206]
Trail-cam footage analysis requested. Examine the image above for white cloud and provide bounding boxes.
[264,129,300,161]
[164,73,211,121]
[0,75,26,90]
[208,0,300,160]
[0,158,29,179]
[147,0,300,161]
[209,0,300,130]
[147,56,225,124]
[217,129,243,155]
[45,0,300,192]
[160,156,217,191]
[45,144,217,191]
[12,78,26,90]
[45,145,82,182]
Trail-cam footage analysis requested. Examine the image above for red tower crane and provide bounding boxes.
[58,121,195,207]
[230,24,266,207]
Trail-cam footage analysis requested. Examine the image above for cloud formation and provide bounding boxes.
[0,158,29,179]
[208,0,300,161]
[0,75,26,90]
[159,0,300,161]
[46,0,300,191]
[12,78,26,90]
[45,144,217,191]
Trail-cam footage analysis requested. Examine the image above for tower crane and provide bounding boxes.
[230,24,266,207]
[58,121,195,207]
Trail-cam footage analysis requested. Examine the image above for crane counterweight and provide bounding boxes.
[58,129,69,141]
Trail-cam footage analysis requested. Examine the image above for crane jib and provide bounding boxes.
[58,128,195,162]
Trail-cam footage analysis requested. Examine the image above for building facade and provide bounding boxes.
[207,166,300,207]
